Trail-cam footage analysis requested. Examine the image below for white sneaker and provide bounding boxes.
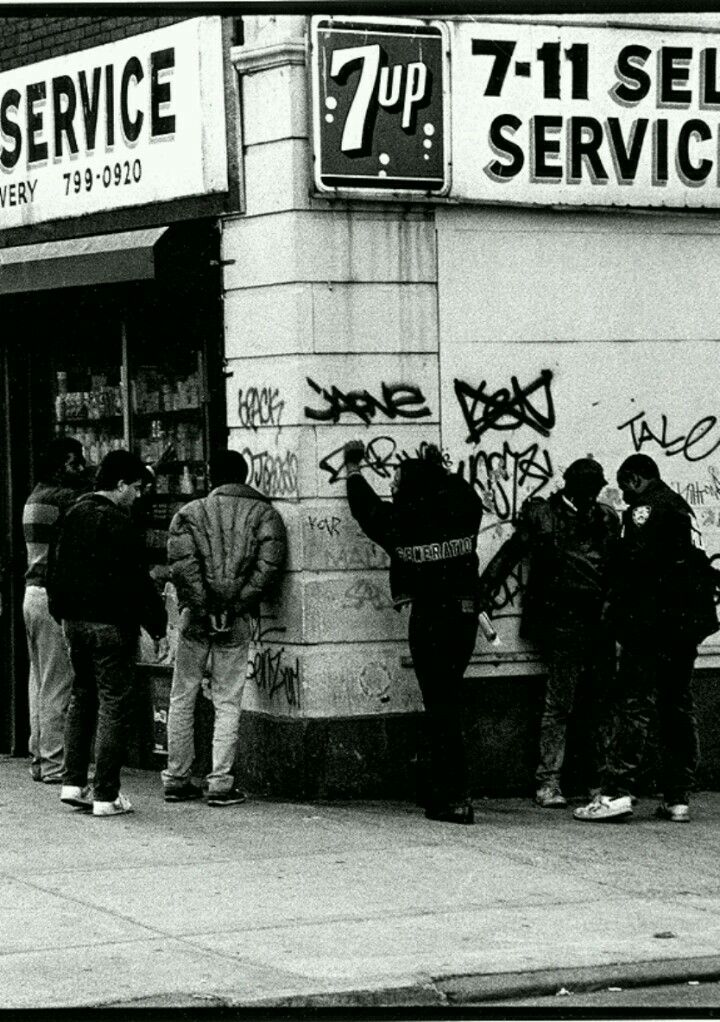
[93,793,133,817]
[656,802,690,823]
[60,785,93,810]
[573,794,633,822]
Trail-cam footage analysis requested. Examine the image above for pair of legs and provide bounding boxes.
[162,612,250,797]
[62,620,137,803]
[536,629,616,797]
[601,639,699,805]
[24,586,73,782]
[408,598,479,813]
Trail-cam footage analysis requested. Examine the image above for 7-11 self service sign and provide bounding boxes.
[313,17,720,208]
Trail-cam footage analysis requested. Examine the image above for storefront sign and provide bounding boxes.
[311,16,449,194]
[451,20,720,207]
[0,16,227,229]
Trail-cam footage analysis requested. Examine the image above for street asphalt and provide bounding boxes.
[2,754,720,1011]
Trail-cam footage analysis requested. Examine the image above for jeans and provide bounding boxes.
[63,620,137,803]
[24,586,73,781]
[162,610,250,796]
[535,631,616,791]
[408,598,479,809]
[602,640,699,804]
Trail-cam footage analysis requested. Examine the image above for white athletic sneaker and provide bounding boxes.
[92,793,134,817]
[60,785,93,810]
[656,802,690,823]
[573,793,633,822]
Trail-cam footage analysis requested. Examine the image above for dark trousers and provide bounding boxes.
[63,620,137,803]
[408,599,478,809]
[602,639,699,804]
[536,631,616,790]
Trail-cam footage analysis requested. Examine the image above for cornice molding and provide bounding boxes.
[230,41,306,75]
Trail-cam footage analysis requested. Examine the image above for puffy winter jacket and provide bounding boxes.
[167,483,287,617]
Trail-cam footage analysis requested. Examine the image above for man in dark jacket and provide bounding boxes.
[574,454,714,824]
[22,437,87,783]
[344,440,483,825]
[48,450,167,817]
[477,459,619,808]
[162,449,287,806]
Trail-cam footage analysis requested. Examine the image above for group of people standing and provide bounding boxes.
[18,431,717,826]
[344,441,717,826]
[22,440,286,817]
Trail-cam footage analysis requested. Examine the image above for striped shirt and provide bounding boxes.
[23,483,80,587]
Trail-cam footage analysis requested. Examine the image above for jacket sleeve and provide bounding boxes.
[167,508,208,615]
[236,504,288,613]
[477,502,534,603]
[346,473,393,550]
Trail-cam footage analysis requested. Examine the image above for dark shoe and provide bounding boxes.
[535,785,567,808]
[425,802,475,825]
[41,775,64,785]
[207,787,247,807]
[164,783,204,803]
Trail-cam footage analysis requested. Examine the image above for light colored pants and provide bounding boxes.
[162,612,250,795]
[24,586,73,781]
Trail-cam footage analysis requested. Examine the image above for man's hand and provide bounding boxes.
[344,440,365,467]
[154,636,170,662]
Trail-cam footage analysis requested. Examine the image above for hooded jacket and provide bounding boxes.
[167,482,287,618]
[346,464,483,606]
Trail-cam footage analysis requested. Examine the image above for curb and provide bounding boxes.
[241,955,720,1009]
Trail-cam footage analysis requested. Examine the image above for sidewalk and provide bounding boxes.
[2,755,720,1010]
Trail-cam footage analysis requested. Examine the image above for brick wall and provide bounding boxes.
[0,15,191,72]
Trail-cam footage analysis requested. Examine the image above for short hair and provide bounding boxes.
[95,450,145,491]
[617,454,660,482]
[563,457,606,487]
[209,449,248,486]
[38,437,83,482]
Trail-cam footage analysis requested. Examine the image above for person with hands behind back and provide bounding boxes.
[344,439,483,825]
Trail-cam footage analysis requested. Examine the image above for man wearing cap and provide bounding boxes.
[574,454,716,824]
[477,458,620,808]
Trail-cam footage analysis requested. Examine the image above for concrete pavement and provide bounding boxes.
[2,755,720,1010]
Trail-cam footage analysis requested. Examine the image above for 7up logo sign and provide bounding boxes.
[312,18,448,193]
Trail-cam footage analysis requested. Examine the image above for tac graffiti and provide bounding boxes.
[454,369,555,444]
[247,609,300,709]
[618,410,720,462]
[237,387,284,430]
[305,378,431,425]
[241,447,299,499]
[457,441,554,533]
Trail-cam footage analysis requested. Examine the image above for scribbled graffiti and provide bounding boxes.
[457,441,554,531]
[307,513,342,537]
[241,448,298,498]
[618,411,720,462]
[485,561,528,620]
[320,541,390,571]
[237,386,284,430]
[248,609,300,708]
[454,369,555,444]
[341,579,392,611]
[319,435,421,485]
[672,468,720,507]
[305,378,431,425]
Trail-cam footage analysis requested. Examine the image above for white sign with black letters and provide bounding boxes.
[451,21,720,207]
[0,16,227,228]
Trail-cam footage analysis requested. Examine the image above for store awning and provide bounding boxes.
[0,227,168,295]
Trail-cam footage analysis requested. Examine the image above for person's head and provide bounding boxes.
[38,437,85,486]
[95,450,146,509]
[562,458,607,511]
[208,449,249,489]
[391,444,447,503]
[616,454,660,505]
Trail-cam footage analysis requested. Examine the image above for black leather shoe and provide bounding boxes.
[424,802,475,825]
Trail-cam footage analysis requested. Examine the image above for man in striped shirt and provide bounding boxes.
[23,437,87,783]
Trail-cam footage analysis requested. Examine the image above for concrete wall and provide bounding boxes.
[224,16,438,740]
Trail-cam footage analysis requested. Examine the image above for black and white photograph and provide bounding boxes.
[3,2,720,1016]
